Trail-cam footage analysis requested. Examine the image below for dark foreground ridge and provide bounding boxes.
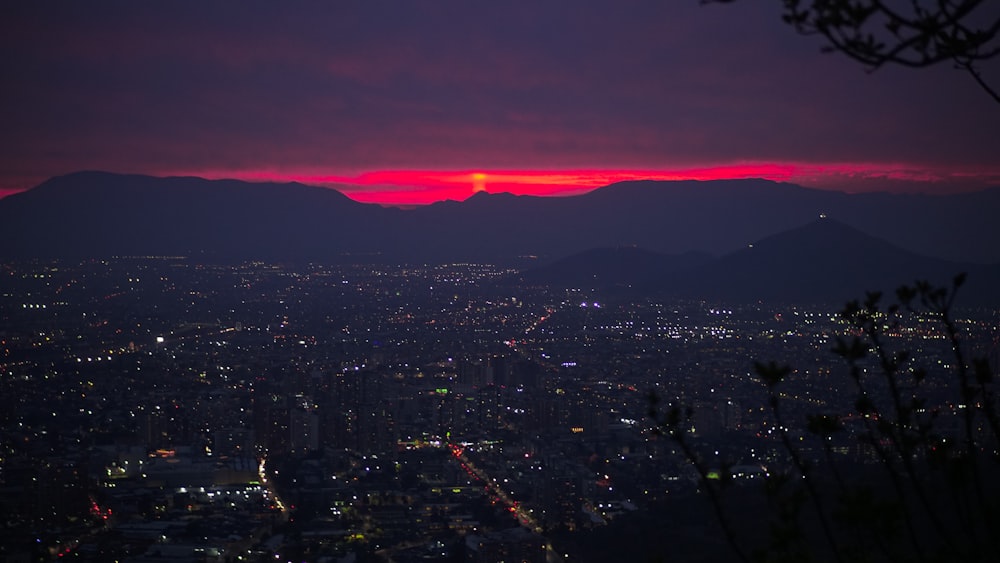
[3,172,1000,266]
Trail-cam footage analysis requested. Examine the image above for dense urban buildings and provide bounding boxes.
[2,258,997,561]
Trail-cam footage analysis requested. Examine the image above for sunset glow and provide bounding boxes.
[3,162,996,206]
[3,4,998,206]
[3,4,999,559]
[152,163,1000,207]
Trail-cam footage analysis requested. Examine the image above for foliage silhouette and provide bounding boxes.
[650,274,1000,562]
[704,1,1000,104]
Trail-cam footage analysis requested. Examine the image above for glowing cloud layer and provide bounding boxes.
[176,163,1000,206]
[3,4,998,202]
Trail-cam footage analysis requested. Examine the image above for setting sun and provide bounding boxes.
[472,172,487,194]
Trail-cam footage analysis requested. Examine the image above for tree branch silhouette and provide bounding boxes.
[703,0,1000,105]
[650,274,1000,561]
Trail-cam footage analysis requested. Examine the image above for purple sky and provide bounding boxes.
[2,1,998,204]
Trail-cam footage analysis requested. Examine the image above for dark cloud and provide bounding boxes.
[1,1,997,197]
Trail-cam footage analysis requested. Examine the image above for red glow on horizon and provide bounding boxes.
[285,165,804,203]
[0,187,26,199]
[185,162,1000,206]
[3,162,998,205]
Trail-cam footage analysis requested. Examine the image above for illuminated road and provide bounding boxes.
[447,444,565,561]
[258,456,290,522]
[447,444,541,531]
[507,305,561,370]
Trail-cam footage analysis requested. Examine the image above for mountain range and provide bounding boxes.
[2,171,998,305]
[520,219,1000,306]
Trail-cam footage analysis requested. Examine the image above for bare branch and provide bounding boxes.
[703,0,1000,104]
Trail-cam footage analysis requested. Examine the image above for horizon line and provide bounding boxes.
[3,163,999,206]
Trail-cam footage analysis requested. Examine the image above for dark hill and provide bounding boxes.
[578,180,1000,265]
[2,172,999,270]
[0,171,398,261]
[671,218,1000,305]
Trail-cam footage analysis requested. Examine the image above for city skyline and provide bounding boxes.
[3,4,998,559]
[3,2,1000,205]
[3,257,996,561]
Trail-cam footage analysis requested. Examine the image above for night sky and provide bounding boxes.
[3,2,999,205]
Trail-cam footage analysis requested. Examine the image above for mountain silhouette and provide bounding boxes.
[508,218,1000,305]
[0,171,397,261]
[669,217,1000,305]
[2,172,999,275]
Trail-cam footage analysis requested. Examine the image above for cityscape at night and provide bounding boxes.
[3,2,1000,561]
[2,257,998,561]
